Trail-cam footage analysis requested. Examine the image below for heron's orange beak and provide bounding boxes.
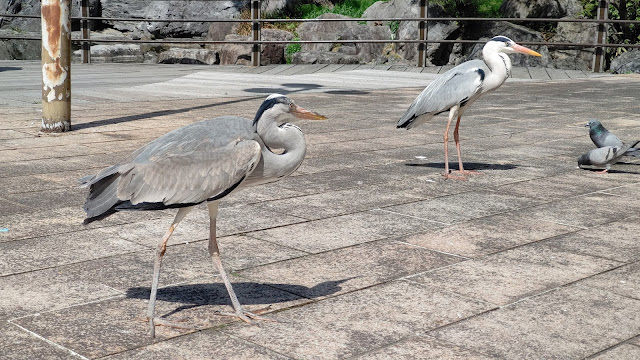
[512,43,542,57]
[292,104,327,120]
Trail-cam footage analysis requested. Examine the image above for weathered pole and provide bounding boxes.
[41,0,72,132]
[592,0,609,73]
[251,0,261,67]
[417,0,427,67]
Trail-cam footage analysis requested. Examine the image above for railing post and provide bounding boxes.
[81,0,91,63]
[41,0,71,132]
[417,0,427,67]
[251,0,261,67]
[593,0,609,72]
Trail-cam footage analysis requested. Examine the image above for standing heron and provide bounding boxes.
[80,94,326,337]
[397,36,542,180]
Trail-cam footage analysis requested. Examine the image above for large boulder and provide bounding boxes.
[72,44,143,62]
[217,29,293,65]
[292,51,360,64]
[0,30,40,60]
[219,34,251,65]
[100,0,248,38]
[610,49,640,74]
[296,13,392,64]
[158,48,219,64]
[0,0,41,32]
[460,21,552,67]
[549,17,596,70]
[363,0,459,65]
[500,0,583,19]
[260,28,293,65]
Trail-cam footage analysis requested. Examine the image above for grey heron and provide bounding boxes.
[397,36,542,180]
[80,94,326,337]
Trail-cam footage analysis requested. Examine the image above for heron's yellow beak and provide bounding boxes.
[512,43,542,57]
[292,104,327,120]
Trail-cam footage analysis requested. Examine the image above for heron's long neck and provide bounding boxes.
[256,117,306,181]
[482,49,511,92]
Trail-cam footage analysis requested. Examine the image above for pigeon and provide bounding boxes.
[586,119,640,157]
[577,141,640,173]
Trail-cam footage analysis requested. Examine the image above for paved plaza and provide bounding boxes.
[1,61,640,359]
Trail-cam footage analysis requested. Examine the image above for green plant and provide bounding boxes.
[581,0,640,58]
[298,0,382,19]
[285,36,301,64]
[432,0,504,18]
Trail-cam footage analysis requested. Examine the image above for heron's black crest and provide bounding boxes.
[253,94,292,126]
[491,36,512,44]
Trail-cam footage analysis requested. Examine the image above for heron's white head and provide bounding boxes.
[253,94,326,127]
[485,36,542,57]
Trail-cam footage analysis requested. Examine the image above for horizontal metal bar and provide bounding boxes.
[2,35,640,48]
[2,13,640,25]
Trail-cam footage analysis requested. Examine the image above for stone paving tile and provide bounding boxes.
[384,190,541,225]
[238,239,461,300]
[0,322,75,360]
[429,285,640,359]
[103,330,291,360]
[248,209,444,254]
[579,262,640,300]
[254,181,428,220]
[0,228,147,276]
[0,198,31,216]
[589,344,640,360]
[2,187,85,212]
[351,335,494,359]
[12,275,309,359]
[630,336,640,347]
[410,243,622,305]
[543,217,640,263]
[521,192,640,228]
[399,213,579,258]
[225,279,495,360]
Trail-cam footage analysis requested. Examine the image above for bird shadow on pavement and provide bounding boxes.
[0,66,21,72]
[125,278,352,317]
[404,162,517,171]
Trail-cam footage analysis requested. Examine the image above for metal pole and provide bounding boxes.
[81,0,90,63]
[41,0,71,132]
[593,0,608,72]
[251,0,260,67]
[417,0,427,67]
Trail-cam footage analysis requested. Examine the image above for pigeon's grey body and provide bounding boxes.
[586,119,640,157]
[578,141,640,172]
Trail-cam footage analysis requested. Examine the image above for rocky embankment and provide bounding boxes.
[1,0,638,72]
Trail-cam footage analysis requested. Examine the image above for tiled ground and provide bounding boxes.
[1,63,640,359]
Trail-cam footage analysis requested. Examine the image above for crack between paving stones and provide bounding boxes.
[8,322,90,359]
[583,334,640,359]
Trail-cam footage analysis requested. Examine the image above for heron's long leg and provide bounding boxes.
[147,206,193,337]
[206,202,272,323]
[453,113,481,176]
[443,107,465,180]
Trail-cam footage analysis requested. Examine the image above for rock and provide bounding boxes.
[261,0,296,15]
[219,34,251,65]
[260,28,293,65]
[500,0,583,19]
[296,13,391,64]
[0,30,40,60]
[157,48,219,65]
[292,51,361,64]
[461,21,552,68]
[100,0,248,38]
[610,49,640,74]
[206,21,238,43]
[550,17,596,70]
[72,44,143,63]
[0,0,41,33]
[363,0,459,65]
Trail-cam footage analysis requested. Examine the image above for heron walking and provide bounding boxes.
[397,36,542,180]
[80,94,326,337]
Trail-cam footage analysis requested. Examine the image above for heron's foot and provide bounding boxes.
[443,172,468,181]
[215,307,277,324]
[453,169,483,176]
[144,316,198,337]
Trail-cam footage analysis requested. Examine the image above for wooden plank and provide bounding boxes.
[438,65,454,73]
[527,66,551,80]
[355,64,376,70]
[315,64,346,73]
[510,67,531,79]
[294,63,329,74]
[261,64,296,75]
[373,64,392,71]
[277,64,304,75]
[422,66,441,74]
[406,66,424,72]
[546,68,570,80]
[336,64,361,72]
[244,64,279,74]
[389,65,408,72]
[565,69,588,79]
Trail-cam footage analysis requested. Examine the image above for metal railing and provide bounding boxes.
[2,0,640,71]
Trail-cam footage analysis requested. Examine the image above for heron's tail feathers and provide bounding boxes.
[81,167,123,224]
[397,110,430,130]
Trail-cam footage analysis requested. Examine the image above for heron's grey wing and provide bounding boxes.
[117,138,261,205]
[397,60,487,129]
